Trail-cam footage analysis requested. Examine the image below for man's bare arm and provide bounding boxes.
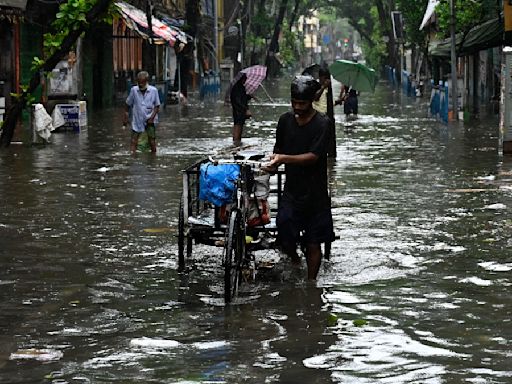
[148,106,160,123]
[269,152,318,167]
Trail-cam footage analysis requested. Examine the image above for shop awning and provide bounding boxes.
[429,17,503,57]
[0,0,26,20]
[0,0,26,9]
[419,0,439,30]
[115,1,188,47]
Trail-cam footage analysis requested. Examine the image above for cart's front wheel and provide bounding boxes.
[224,209,244,303]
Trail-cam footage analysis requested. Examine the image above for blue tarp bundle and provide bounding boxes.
[199,163,240,207]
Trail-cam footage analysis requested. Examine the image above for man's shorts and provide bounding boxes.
[131,123,156,140]
[276,202,335,245]
[233,113,247,126]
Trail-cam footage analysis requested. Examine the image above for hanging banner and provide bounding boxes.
[419,0,440,31]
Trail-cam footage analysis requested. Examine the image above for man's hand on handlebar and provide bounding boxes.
[261,153,280,173]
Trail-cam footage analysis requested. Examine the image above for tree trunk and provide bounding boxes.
[185,0,200,37]
[376,0,398,77]
[0,0,112,148]
[288,0,300,31]
[240,0,251,66]
[265,0,288,77]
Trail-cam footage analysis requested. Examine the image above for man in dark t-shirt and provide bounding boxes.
[266,75,335,280]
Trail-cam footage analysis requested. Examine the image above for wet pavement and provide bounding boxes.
[1,77,512,383]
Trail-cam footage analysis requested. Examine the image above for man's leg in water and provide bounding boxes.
[146,123,157,153]
[281,241,301,265]
[232,124,243,146]
[130,131,140,153]
[305,243,322,280]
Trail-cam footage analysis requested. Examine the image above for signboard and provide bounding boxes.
[48,58,78,97]
[55,102,87,132]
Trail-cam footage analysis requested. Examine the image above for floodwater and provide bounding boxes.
[1,77,512,384]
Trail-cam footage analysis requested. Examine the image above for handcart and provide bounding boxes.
[177,151,285,303]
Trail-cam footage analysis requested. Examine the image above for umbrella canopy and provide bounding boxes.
[232,65,267,95]
[225,65,267,104]
[328,60,377,93]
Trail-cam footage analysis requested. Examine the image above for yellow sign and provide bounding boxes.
[506,2,512,32]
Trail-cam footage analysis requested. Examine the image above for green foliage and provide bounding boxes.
[25,0,115,101]
[397,0,428,48]
[10,87,35,107]
[318,8,337,24]
[252,10,273,38]
[361,6,386,70]
[30,56,45,72]
[435,0,501,37]
[331,0,375,38]
[246,32,266,51]
[42,0,114,58]
[279,26,300,67]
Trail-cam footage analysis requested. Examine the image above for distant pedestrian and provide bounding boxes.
[230,73,253,146]
[336,85,358,117]
[123,71,161,153]
[312,67,332,115]
[312,66,336,157]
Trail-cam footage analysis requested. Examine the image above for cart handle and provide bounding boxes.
[208,156,269,168]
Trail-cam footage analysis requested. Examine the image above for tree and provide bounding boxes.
[397,0,428,49]
[265,0,289,77]
[435,0,501,39]
[0,0,114,147]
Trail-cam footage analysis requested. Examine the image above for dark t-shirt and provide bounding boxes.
[230,80,250,120]
[274,111,330,211]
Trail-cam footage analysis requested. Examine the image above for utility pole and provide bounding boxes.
[213,0,218,71]
[450,0,458,120]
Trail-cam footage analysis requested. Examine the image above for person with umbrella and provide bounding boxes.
[335,85,358,117]
[230,73,253,147]
[264,75,335,280]
[227,65,267,146]
[329,60,377,118]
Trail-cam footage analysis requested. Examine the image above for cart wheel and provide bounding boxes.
[178,194,192,271]
[224,209,244,303]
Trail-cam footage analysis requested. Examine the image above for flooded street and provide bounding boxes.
[2,78,512,383]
